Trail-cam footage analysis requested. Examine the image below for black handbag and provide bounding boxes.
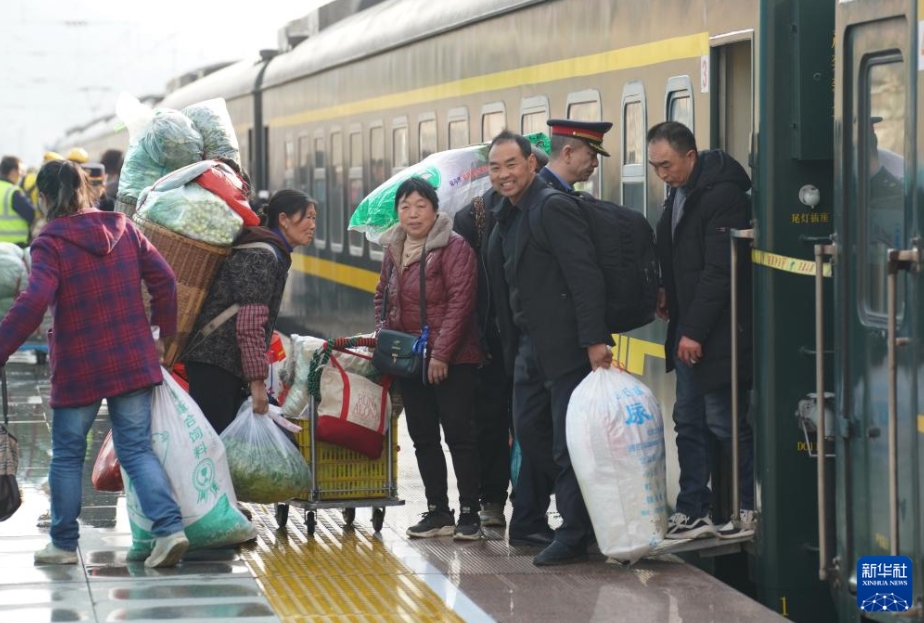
[372,245,429,382]
[0,367,22,522]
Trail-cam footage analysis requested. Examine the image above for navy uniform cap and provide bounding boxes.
[547,119,614,157]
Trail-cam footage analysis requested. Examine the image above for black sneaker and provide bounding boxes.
[407,506,455,538]
[664,512,717,540]
[453,507,483,541]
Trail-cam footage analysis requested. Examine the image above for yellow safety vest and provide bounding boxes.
[0,180,31,245]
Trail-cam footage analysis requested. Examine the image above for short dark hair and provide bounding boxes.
[549,134,587,158]
[394,176,439,212]
[646,121,697,155]
[100,149,123,173]
[489,129,532,159]
[264,189,315,228]
[0,156,21,177]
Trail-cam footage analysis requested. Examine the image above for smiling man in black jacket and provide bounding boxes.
[647,121,755,541]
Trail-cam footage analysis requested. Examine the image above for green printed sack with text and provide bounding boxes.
[123,368,254,558]
[349,132,550,243]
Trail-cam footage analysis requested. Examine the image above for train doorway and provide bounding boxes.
[711,37,753,169]
[835,5,919,613]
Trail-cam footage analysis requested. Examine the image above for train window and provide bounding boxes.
[313,133,327,249]
[566,90,602,197]
[297,136,311,195]
[448,107,469,149]
[283,138,295,188]
[665,75,694,131]
[368,122,386,261]
[393,118,409,172]
[481,102,506,141]
[329,130,345,253]
[419,114,437,161]
[348,127,364,256]
[620,81,647,216]
[520,96,550,136]
[860,57,906,322]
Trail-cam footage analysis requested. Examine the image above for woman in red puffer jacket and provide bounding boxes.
[373,176,482,542]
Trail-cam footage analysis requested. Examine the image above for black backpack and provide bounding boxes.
[530,189,659,333]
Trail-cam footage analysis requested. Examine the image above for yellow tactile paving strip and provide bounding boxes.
[238,505,466,623]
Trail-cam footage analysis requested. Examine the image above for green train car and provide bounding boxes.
[53,0,924,620]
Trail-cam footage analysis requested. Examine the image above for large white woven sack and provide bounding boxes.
[122,368,254,557]
[566,367,667,564]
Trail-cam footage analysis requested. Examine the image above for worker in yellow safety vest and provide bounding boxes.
[21,151,63,206]
[0,155,37,246]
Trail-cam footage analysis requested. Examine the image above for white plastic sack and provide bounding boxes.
[0,254,27,300]
[220,399,311,504]
[566,367,668,564]
[123,368,254,558]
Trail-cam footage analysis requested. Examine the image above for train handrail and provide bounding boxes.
[730,228,755,523]
[814,243,835,580]
[885,247,919,557]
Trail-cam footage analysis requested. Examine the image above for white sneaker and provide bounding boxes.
[145,531,189,568]
[717,510,757,539]
[34,543,78,565]
[665,512,718,540]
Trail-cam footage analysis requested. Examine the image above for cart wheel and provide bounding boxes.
[306,511,316,536]
[36,351,47,365]
[342,507,356,527]
[372,508,385,532]
[275,502,289,528]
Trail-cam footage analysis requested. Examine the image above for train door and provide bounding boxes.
[834,3,918,609]
[711,37,753,169]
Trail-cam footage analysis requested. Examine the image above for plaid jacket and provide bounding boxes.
[0,210,177,407]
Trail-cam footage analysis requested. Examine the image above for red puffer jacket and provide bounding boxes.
[374,212,481,365]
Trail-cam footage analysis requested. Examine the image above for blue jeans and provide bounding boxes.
[49,387,184,551]
[672,352,755,519]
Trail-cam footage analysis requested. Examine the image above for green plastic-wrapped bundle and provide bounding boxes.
[135,184,243,247]
[349,132,550,242]
[183,98,240,164]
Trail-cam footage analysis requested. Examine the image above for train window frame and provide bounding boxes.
[566,89,603,198]
[348,124,364,258]
[481,102,506,142]
[312,130,327,250]
[663,76,694,201]
[368,120,386,261]
[520,95,550,136]
[392,116,409,174]
[857,53,907,326]
[419,112,438,162]
[620,81,648,215]
[329,127,345,254]
[283,136,296,189]
[297,134,311,198]
[448,106,469,149]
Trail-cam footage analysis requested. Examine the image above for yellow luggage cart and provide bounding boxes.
[275,337,403,535]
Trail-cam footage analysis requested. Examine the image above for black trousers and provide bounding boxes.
[510,334,592,548]
[473,335,513,505]
[185,361,247,435]
[399,364,480,512]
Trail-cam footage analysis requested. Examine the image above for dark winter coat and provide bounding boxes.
[374,212,481,365]
[184,227,292,381]
[0,210,176,407]
[655,149,753,393]
[487,177,611,380]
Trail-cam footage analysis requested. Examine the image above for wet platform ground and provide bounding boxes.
[0,352,789,623]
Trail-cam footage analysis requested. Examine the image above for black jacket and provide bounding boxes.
[453,189,501,357]
[655,149,753,392]
[487,177,611,380]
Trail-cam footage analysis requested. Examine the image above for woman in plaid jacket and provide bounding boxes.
[0,159,188,568]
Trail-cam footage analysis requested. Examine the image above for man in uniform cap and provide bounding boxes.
[539,119,613,193]
[80,162,108,209]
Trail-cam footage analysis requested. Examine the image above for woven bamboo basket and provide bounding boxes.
[115,194,138,218]
[137,219,231,366]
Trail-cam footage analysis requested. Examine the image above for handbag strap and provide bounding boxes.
[381,243,428,330]
[1,366,7,426]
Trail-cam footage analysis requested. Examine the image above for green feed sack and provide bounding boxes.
[136,184,243,246]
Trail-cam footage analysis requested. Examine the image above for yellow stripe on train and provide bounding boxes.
[270,32,709,128]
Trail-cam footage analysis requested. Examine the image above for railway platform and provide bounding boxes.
[0,352,788,623]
